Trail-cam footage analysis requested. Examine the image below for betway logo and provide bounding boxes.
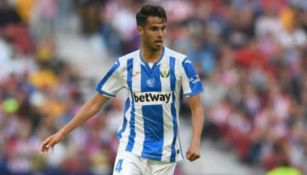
[133,92,172,105]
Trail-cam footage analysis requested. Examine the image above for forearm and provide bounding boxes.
[190,106,204,145]
[59,94,109,137]
[187,95,205,145]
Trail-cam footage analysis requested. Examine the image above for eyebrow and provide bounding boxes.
[149,24,167,28]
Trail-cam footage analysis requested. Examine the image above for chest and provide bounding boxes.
[124,61,180,93]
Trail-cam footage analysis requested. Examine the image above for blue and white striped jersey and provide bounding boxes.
[96,47,204,162]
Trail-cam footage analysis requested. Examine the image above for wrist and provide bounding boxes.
[191,138,201,146]
[58,129,68,138]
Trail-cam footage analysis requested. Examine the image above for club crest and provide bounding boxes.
[160,69,170,78]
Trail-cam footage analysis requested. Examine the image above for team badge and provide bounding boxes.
[146,78,155,87]
[160,69,170,78]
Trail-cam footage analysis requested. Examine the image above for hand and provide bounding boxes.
[186,143,201,161]
[40,132,65,154]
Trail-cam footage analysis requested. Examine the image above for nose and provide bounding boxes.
[158,29,164,38]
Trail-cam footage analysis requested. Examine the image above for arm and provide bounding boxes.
[40,93,110,153]
[186,94,205,161]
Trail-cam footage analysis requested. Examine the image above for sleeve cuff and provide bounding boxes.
[183,88,204,97]
[96,89,116,98]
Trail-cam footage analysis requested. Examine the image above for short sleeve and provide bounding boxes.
[180,58,204,97]
[96,60,124,97]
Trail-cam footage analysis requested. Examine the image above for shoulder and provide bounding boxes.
[111,50,139,72]
[164,47,187,63]
[164,47,189,69]
[117,49,140,64]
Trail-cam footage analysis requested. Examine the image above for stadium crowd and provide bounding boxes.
[0,0,306,174]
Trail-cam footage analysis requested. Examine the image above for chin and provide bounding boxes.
[151,47,161,52]
[153,45,163,51]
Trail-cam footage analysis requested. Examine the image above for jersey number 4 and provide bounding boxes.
[115,159,123,173]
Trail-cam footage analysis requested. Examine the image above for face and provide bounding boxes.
[138,16,166,51]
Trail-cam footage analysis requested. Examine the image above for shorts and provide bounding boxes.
[112,151,177,175]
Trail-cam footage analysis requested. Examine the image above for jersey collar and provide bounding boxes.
[139,47,165,69]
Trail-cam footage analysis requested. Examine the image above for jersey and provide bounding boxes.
[96,47,204,162]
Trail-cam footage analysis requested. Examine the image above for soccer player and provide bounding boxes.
[40,4,205,175]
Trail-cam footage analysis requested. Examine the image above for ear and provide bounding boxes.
[137,26,144,35]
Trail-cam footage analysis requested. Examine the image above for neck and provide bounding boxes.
[140,43,163,63]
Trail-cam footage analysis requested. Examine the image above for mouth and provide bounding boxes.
[155,40,163,44]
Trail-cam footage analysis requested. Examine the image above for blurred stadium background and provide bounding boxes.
[1,0,307,174]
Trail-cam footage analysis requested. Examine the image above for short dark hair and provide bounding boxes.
[136,4,167,26]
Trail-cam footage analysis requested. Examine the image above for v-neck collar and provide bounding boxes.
[139,47,165,70]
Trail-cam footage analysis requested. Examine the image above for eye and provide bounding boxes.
[150,26,159,31]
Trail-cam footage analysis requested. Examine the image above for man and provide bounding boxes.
[40,4,205,175]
